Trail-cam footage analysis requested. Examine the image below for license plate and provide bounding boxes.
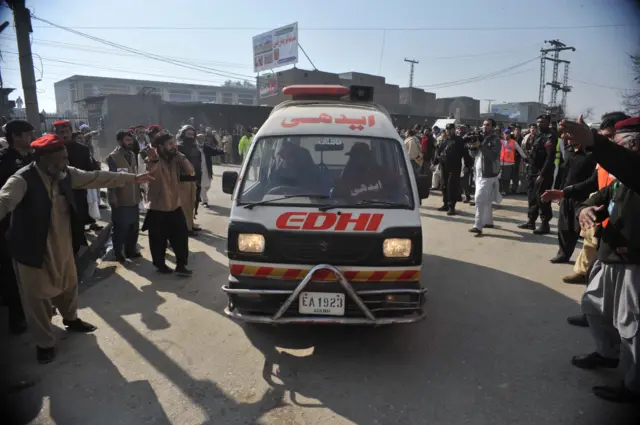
[299,292,345,316]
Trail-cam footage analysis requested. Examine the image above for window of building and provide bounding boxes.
[237,94,255,105]
[221,93,234,104]
[198,92,218,102]
[168,90,193,102]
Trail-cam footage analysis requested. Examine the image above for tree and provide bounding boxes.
[580,107,594,121]
[623,55,640,116]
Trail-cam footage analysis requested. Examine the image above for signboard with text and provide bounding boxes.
[259,72,278,98]
[252,23,298,73]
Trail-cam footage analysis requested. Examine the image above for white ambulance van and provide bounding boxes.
[221,85,429,324]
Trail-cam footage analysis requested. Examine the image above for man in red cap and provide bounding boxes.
[0,134,153,364]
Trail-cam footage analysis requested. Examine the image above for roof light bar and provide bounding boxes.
[282,85,350,98]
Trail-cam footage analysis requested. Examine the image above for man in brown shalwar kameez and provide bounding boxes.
[0,134,153,364]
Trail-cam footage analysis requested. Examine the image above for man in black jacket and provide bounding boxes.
[518,115,556,234]
[562,116,640,403]
[0,120,33,334]
[541,144,597,263]
[434,123,473,216]
[55,121,102,235]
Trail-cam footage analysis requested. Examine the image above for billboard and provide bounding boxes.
[491,103,523,120]
[259,72,278,99]
[252,23,298,73]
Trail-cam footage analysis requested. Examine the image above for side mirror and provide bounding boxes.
[222,171,238,195]
[416,174,431,199]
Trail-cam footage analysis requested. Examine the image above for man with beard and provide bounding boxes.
[106,129,143,263]
[0,134,153,363]
[518,114,556,235]
[142,132,194,276]
[563,116,640,403]
[0,120,34,334]
[434,123,472,215]
[176,125,200,234]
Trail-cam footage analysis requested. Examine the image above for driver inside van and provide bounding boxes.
[269,142,325,194]
[333,142,399,202]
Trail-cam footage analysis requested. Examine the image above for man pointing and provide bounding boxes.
[0,134,153,364]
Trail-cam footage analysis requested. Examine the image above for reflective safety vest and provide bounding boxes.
[597,165,616,228]
[554,138,562,166]
[500,139,516,164]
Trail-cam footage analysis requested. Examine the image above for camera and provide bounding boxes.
[463,131,483,149]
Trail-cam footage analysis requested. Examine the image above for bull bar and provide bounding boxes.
[221,264,427,325]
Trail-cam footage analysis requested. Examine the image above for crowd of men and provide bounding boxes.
[0,118,228,364]
[400,113,640,403]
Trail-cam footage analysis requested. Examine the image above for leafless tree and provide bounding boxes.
[623,55,640,116]
[581,107,595,121]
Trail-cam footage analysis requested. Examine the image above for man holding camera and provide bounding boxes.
[468,119,501,235]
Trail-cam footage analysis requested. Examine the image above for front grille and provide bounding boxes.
[274,233,374,264]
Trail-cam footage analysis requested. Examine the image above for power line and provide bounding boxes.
[415,57,539,89]
[0,51,239,86]
[0,35,252,69]
[29,14,257,82]
[28,24,639,31]
[569,78,635,91]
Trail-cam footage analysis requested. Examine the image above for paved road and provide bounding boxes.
[4,165,638,425]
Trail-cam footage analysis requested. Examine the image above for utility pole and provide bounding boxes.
[404,58,419,106]
[538,39,575,117]
[10,0,40,131]
[404,58,419,88]
[482,99,496,114]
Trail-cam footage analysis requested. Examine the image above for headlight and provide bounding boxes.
[238,234,265,253]
[383,238,412,258]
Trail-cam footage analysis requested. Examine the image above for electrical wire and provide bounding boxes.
[569,78,634,91]
[0,52,241,86]
[29,24,639,31]
[29,14,257,82]
[415,56,540,89]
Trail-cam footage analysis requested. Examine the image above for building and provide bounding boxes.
[257,68,441,116]
[435,97,481,120]
[54,75,257,115]
[490,102,546,124]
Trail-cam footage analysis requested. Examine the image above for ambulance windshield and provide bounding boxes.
[237,136,414,209]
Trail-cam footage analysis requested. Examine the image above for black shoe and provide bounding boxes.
[63,318,97,333]
[156,265,173,274]
[592,384,639,403]
[174,266,193,277]
[463,197,470,204]
[115,254,127,264]
[9,317,27,335]
[571,352,619,369]
[533,223,551,235]
[446,208,456,216]
[437,205,449,212]
[469,201,475,206]
[563,273,586,284]
[550,254,569,264]
[203,202,209,207]
[98,204,108,210]
[518,222,535,230]
[126,251,143,259]
[36,346,56,364]
[567,314,589,327]
[469,227,482,235]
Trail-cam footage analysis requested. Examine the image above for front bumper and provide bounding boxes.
[221,264,427,325]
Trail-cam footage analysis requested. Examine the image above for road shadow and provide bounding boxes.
[204,203,231,218]
[4,333,172,425]
[238,254,639,425]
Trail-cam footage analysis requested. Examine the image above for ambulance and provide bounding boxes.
[220,85,429,324]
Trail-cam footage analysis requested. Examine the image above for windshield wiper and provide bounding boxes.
[319,199,408,212]
[243,194,330,209]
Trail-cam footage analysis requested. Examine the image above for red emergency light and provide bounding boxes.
[282,85,350,99]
